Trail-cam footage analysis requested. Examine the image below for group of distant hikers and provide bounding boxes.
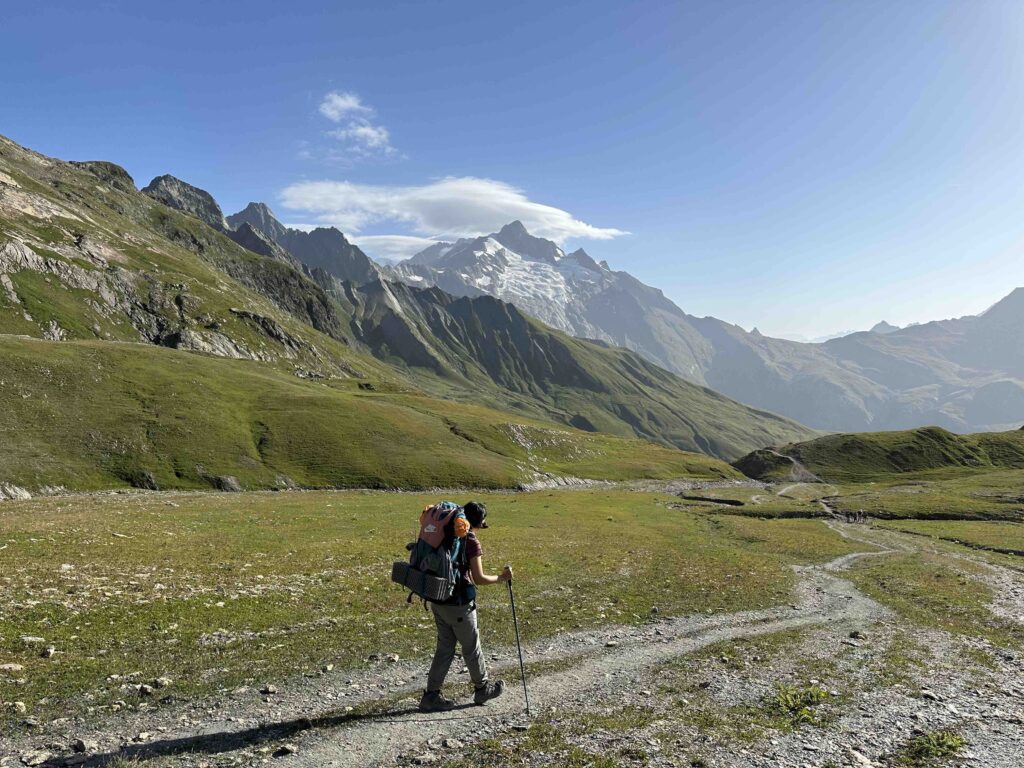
[843,509,869,524]
[392,500,511,711]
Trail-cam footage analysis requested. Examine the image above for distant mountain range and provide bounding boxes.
[385,223,1024,434]
[0,134,812,476]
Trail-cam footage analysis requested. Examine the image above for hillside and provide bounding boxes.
[0,133,812,492]
[733,426,1024,481]
[226,202,816,458]
[0,336,731,493]
[388,222,1024,434]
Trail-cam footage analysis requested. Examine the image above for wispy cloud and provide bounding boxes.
[316,90,396,160]
[319,91,372,121]
[279,176,628,251]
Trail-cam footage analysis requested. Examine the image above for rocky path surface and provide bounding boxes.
[6,529,895,767]
[285,541,893,767]
[8,522,1023,767]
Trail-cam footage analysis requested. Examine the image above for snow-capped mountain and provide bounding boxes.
[396,222,611,338]
[392,221,1024,434]
[393,221,714,379]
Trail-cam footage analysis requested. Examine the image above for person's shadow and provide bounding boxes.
[43,701,482,766]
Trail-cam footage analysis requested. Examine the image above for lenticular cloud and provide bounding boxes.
[279,177,627,243]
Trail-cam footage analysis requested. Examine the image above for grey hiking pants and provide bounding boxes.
[426,601,487,691]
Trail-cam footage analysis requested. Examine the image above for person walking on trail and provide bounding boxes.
[419,501,512,712]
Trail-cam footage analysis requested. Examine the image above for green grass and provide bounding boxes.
[0,491,863,727]
[847,553,1023,648]
[821,469,1024,521]
[770,682,830,726]
[892,730,966,766]
[0,336,729,492]
[877,519,1024,554]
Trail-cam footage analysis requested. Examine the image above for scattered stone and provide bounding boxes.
[847,748,873,766]
[412,753,437,765]
[8,701,26,714]
[19,751,52,767]
[138,684,155,696]
[385,653,400,663]
[70,738,97,754]
[605,640,619,648]
[921,689,940,701]
[19,636,45,645]
[154,676,173,689]
[273,744,298,757]
[41,646,56,659]
[0,664,24,673]
[849,629,867,640]
[260,685,278,695]
[442,738,463,749]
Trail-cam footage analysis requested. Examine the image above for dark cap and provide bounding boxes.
[464,501,488,528]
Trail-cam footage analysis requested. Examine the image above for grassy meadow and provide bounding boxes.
[0,488,864,726]
[0,336,731,494]
[826,469,1024,521]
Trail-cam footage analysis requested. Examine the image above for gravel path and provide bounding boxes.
[8,522,1022,768]
[13,529,889,767]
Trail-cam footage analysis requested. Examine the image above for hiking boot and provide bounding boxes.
[473,679,505,705]
[418,689,456,712]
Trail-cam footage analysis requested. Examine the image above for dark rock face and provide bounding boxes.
[227,223,301,268]
[210,475,242,492]
[228,203,379,284]
[70,161,137,193]
[143,175,227,232]
[227,203,288,242]
[493,220,561,264]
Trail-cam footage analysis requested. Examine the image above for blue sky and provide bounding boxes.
[4,0,1024,338]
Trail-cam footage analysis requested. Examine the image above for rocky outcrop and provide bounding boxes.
[228,203,380,284]
[143,175,227,231]
[0,483,31,501]
[69,161,137,193]
[227,222,302,268]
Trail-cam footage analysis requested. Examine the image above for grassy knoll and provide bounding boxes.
[735,426,1024,483]
[0,336,730,493]
[0,489,862,725]
[876,519,1024,555]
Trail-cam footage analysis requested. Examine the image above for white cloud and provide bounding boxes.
[316,90,396,160]
[279,177,627,243]
[352,234,439,262]
[319,91,372,122]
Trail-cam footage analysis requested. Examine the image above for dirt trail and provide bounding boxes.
[50,526,898,767]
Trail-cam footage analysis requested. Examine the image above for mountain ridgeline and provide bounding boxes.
[224,205,813,459]
[0,134,815,498]
[392,224,1024,435]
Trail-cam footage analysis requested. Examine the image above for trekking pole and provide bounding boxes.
[506,567,531,717]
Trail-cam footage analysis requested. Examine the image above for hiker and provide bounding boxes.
[419,501,511,712]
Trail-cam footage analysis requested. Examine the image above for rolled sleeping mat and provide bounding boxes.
[391,561,453,602]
